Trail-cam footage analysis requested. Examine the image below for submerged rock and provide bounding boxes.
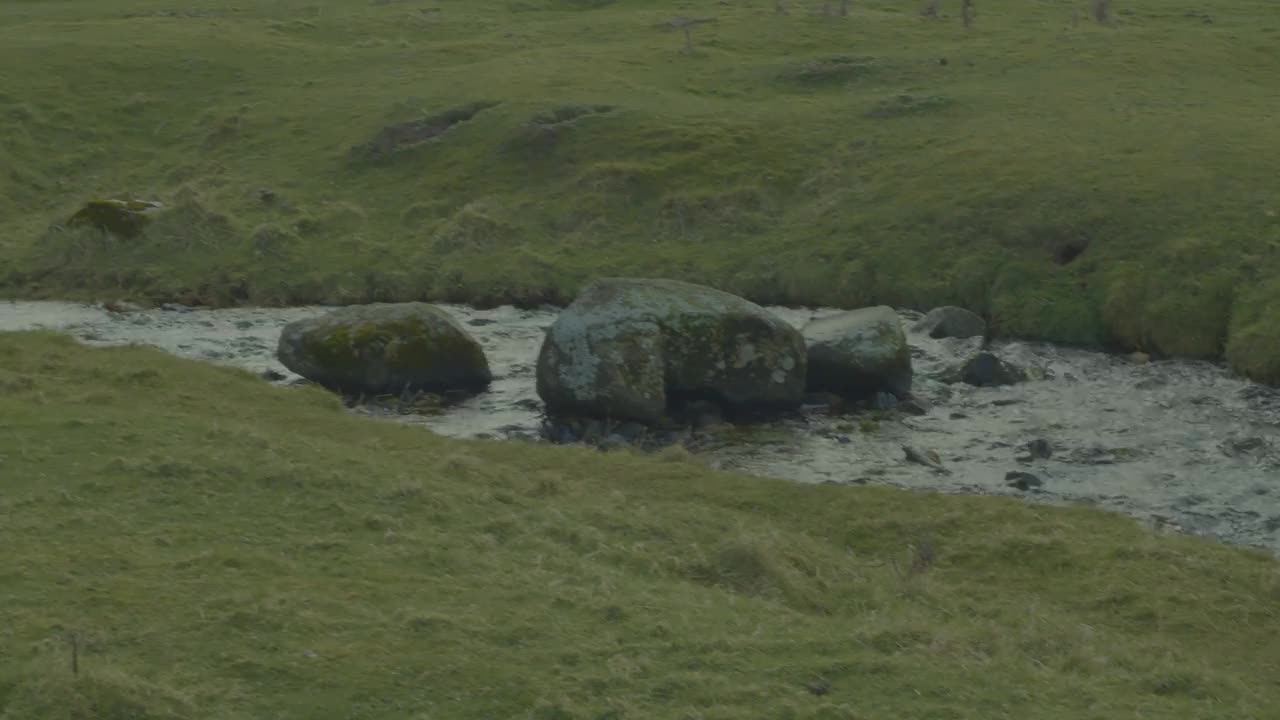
[952,352,1027,387]
[803,306,912,399]
[277,303,491,396]
[535,278,806,423]
[913,306,987,339]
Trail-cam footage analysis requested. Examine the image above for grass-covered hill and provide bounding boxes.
[2,331,1279,718]
[2,0,1279,381]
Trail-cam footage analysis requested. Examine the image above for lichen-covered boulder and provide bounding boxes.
[536,278,807,423]
[913,306,986,339]
[277,303,491,395]
[803,306,912,399]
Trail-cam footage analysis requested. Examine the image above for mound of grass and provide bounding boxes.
[2,0,1280,381]
[2,331,1279,718]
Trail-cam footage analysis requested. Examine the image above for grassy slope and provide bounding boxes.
[1,331,1279,718]
[2,0,1280,379]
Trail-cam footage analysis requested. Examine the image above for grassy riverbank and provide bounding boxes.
[2,0,1280,380]
[2,332,1280,717]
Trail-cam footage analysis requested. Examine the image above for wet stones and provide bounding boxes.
[803,306,912,400]
[277,302,492,396]
[535,278,806,424]
[913,306,986,339]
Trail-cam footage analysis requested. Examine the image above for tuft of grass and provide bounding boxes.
[2,332,1280,718]
[1,0,1280,383]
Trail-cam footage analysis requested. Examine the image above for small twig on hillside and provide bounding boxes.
[67,631,80,676]
[961,0,976,28]
[774,0,789,15]
[889,530,939,583]
[840,0,852,17]
[910,531,937,575]
[1094,0,1112,24]
[920,0,940,19]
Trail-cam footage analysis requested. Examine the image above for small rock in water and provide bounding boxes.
[1220,436,1268,458]
[949,412,969,420]
[260,369,288,382]
[913,306,986,339]
[991,398,1021,407]
[235,320,254,330]
[102,300,144,314]
[1005,471,1043,491]
[1018,438,1053,462]
[897,398,929,416]
[467,318,496,327]
[952,352,1027,387]
[1128,352,1151,365]
[161,303,195,313]
[902,445,950,474]
[1064,445,1140,465]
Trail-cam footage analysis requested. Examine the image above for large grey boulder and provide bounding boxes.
[913,306,987,339]
[277,303,491,395]
[803,306,912,399]
[536,278,807,423]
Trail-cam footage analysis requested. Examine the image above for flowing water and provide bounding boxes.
[4,299,1279,553]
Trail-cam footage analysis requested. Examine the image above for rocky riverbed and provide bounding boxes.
[4,299,1279,553]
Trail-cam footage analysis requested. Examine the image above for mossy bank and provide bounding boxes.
[3,0,1280,381]
[3,331,1280,718]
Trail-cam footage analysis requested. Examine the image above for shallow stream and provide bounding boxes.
[4,300,1278,553]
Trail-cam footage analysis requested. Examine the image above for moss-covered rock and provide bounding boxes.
[277,303,491,395]
[536,278,806,423]
[803,306,912,399]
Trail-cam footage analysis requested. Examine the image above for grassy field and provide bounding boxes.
[0,331,1277,718]
[3,0,1280,382]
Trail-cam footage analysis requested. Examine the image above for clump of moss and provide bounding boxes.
[351,101,500,161]
[66,199,166,238]
[778,55,881,87]
[866,93,954,118]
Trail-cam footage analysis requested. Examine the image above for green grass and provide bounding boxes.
[2,331,1280,718]
[3,0,1280,380]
